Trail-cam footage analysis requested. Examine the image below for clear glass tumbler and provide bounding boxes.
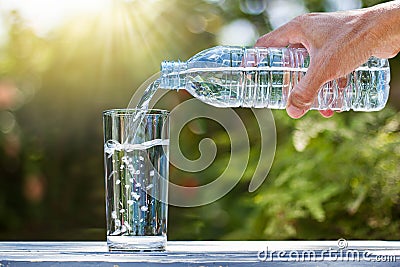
[103,109,169,251]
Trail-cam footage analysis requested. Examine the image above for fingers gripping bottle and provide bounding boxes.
[160,46,390,111]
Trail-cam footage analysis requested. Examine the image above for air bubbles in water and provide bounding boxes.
[131,192,140,201]
[111,211,117,219]
[141,206,148,212]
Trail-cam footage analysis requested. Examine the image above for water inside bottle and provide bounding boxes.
[160,65,389,111]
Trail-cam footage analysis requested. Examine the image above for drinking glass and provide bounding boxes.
[103,109,169,251]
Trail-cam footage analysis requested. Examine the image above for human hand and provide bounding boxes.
[255,2,400,118]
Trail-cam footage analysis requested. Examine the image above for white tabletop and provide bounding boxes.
[0,241,399,266]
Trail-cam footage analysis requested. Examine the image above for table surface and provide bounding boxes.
[0,241,400,266]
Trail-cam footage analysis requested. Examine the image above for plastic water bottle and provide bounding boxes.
[159,46,390,111]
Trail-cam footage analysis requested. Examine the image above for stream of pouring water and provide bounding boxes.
[125,79,161,144]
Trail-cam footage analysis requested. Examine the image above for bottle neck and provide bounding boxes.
[160,61,187,90]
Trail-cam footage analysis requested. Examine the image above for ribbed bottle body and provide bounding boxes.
[160,46,390,111]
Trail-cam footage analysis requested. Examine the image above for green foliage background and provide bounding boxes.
[0,0,399,240]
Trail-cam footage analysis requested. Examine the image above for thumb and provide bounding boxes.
[287,66,325,119]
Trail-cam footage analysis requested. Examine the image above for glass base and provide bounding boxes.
[107,235,166,251]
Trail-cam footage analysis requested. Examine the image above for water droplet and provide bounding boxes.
[129,178,134,183]
[127,200,134,205]
[120,209,125,213]
[120,165,125,170]
[116,179,121,185]
[139,218,144,222]
[149,170,155,176]
[135,170,140,175]
[139,156,144,161]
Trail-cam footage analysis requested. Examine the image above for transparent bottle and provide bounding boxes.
[159,46,390,111]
